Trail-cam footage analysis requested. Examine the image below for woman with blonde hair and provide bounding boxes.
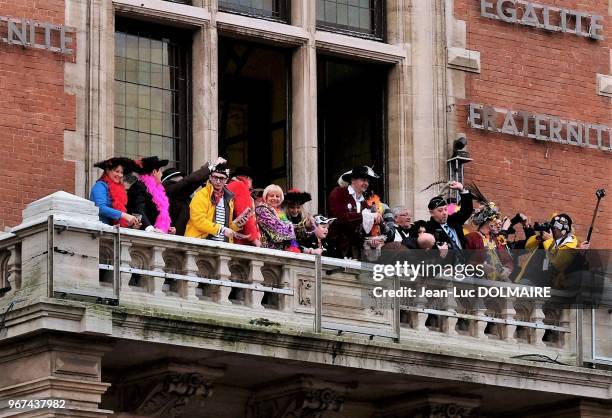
[255,185,313,252]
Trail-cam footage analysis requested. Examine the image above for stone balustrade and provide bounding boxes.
[0,192,584,361]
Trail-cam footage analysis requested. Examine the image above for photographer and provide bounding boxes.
[500,213,535,249]
[514,214,579,284]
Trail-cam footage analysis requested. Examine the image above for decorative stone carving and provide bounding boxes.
[373,392,480,418]
[298,278,314,307]
[248,377,350,418]
[133,373,212,417]
[116,362,223,418]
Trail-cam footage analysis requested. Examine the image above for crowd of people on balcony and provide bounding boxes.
[90,155,592,282]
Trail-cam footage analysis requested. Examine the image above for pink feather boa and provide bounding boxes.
[139,174,171,233]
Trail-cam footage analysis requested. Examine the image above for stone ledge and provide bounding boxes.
[447,47,481,73]
[112,0,210,26]
[596,74,612,97]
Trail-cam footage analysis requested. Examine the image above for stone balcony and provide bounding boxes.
[0,192,610,417]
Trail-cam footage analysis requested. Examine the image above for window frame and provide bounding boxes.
[316,54,389,213]
[114,17,193,172]
[316,0,386,42]
[218,0,291,24]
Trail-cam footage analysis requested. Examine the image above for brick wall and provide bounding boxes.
[0,0,75,230]
[455,0,612,248]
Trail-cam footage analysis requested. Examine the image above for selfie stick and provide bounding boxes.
[586,189,606,242]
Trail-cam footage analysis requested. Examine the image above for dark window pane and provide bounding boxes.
[218,37,291,189]
[317,0,384,40]
[317,56,388,213]
[219,0,290,23]
[114,18,191,170]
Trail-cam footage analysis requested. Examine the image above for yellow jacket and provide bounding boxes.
[524,234,578,273]
[515,234,579,283]
[185,182,239,242]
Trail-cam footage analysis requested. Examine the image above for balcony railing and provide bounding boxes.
[3,193,606,367]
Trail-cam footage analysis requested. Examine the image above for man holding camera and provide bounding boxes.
[514,214,581,284]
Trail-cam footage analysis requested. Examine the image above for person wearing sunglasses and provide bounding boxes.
[185,162,249,242]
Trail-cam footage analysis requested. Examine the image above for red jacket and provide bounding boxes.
[226,178,259,245]
[327,186,370,258]
[465,231,513,271]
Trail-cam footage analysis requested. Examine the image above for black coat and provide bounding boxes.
[163,165,211,236]
[425,191,473,249]
[127,180,159,230]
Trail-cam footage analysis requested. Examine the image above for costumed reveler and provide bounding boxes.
[128,156,173,233]
[465,202,513,281]
[255,185,313,252]
[90,157,138,227]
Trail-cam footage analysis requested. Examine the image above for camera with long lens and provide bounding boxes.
[533,222,551,232]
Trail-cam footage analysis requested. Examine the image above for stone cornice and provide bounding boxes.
[315,31,408,64]
[2,302,610,400]
[113,0,210,27]
[216,12,309,46]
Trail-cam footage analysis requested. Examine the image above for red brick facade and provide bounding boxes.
[455,0,611,247]
[0,0,75,231]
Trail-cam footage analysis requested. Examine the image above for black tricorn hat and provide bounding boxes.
[285,188,312,205]
[161,167,185,183]
[133,156,169,174]
[341,166,379,183]
[94,157,135,175]
[232,166,254,178]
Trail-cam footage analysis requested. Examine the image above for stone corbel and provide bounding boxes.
[115,361,224,418]
[447,47,481,73]
[247,376,352,418]
[596,74,612,97]
[373,392,481,418]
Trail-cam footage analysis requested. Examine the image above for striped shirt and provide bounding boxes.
[210,196,226,241]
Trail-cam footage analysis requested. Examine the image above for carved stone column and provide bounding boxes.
[216,255,233,305]
[248,260,266,309]
[184,251,200,302]
[0,334,113,417]
[151,246,167,297]
[247,376,350,418]
[112,362,224,418]
[373,392,480,418]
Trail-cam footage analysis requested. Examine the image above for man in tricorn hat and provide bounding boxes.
[327,166,382,258]
[424,181,473,250]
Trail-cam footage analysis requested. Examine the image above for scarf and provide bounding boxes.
[101,174,129,227]
[139,174,171,233]
[213,188,224,205]
[276,208,301,253]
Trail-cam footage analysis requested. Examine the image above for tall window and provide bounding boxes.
[317,56,388,212]
[317,0,385,40]
[218,38,291,189]
[219,0,290,23]
[114,19,191,170]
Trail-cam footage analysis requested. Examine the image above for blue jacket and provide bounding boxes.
[90,180,122,225]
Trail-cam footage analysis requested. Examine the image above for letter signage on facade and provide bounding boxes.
[480,0,604,40]
[0,16,74,55]
[468,104,612,152]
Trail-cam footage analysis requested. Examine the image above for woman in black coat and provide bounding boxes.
[127,156,174,234]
